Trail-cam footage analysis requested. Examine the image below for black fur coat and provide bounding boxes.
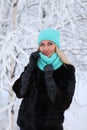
[12,64,76,130]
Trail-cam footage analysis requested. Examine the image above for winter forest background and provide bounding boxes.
[0,0,87,130]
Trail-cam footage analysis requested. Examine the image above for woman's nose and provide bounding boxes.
[44,45,49,50]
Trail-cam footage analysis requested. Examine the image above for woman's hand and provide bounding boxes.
[56,47,71,64]
[29,51,40,68]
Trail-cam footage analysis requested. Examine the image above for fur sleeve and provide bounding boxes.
[62,64,76,110]
[12,64,33,98]
[54,64,76,111]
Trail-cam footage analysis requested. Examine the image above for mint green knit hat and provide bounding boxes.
[38,28,60,48]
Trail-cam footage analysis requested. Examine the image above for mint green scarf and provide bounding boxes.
[37,52,63,71]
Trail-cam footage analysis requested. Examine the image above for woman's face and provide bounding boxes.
[39,40,56,57]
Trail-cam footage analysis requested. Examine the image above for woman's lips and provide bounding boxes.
[43,52,51,56]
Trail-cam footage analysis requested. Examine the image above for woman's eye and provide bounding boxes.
[40,42,53,47]
[40,43,45,46]
[48,42,53,46]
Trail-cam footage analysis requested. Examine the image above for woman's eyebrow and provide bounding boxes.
[48,41,53,44]
[40,41,53,44]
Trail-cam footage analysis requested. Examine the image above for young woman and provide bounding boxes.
[12,28,76,130]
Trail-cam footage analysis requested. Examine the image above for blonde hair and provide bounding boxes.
[56,46,71,64]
